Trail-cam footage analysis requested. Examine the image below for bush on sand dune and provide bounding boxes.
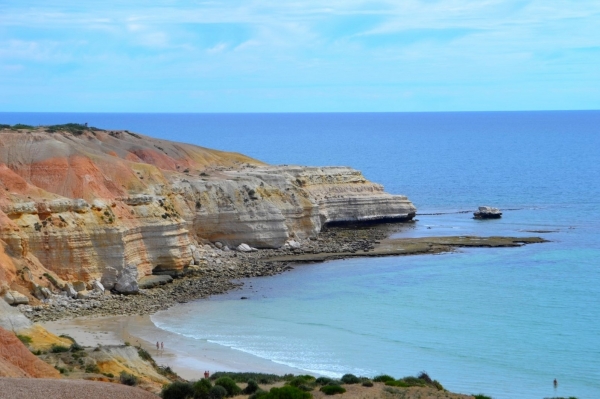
[161,381,194,399]
[320,385,346,395]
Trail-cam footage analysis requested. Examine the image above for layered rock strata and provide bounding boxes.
[0,126,415,297]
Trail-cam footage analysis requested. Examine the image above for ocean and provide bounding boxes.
[2,112,599,399]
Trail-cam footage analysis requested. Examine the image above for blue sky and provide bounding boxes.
[1,0,599,112]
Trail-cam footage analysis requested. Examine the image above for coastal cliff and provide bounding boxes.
[0,125,416,298]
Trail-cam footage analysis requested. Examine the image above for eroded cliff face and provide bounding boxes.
[0,126,416,293]
[0,326,61,378]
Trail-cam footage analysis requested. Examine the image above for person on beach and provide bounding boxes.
[161,342,164,351]
[554,379,558,389]
[156,341,159,351]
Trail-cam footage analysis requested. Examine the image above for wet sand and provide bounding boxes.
[41,314,302,380]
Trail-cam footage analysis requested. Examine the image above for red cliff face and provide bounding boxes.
[0,126,415,297]
[0,326,61,378]
[0,127,262,292]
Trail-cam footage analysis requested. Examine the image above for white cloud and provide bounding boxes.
[1,0,599,111]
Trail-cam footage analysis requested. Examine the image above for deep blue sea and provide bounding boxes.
[2,112,599,399]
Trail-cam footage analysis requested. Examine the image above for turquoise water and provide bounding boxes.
[3,112,600,398]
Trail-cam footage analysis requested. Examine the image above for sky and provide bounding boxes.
[1,0,599,112]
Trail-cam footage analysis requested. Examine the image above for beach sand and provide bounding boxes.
[41,314,302,380]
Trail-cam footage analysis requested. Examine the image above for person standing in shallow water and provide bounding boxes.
[554,379,558,389]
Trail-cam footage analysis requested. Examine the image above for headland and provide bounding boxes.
[0,123,547,398]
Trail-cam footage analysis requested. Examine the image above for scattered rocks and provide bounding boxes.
[23,224,404,322]
[72,281,86,292]
[236,243,253,252]
[91,280,105,294]
[63,284,77,298]
[33,285,52,300]
[76,290,91,300]
[3,290,30,305]
[100,267,119,291]
[138,275,173,289]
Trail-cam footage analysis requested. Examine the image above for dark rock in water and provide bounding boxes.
[474,206,502,219]
[240,296,248,300]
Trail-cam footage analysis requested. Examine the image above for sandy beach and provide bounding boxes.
[41,314,302,381]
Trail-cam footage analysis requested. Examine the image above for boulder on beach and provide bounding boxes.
[113,264,139,294]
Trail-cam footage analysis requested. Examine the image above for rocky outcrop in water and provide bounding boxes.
[473,206,502,219]
[0,125,415,298]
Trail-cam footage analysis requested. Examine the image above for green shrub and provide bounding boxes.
[243,379,260,394]
[119,371,139,386]
[417,371,431,383]
[209,385,228,399]
[431,380,444,391]
[85,364,100,374]
[373,374,394,383]
[70,342,84,352]
[158,365,179,379]
[340,374,359,384]
[103,372,115,378]
[473,395,493,399]
[249,390,268,399]
[46,123,90,135]
[288,375,315,387]
[58,334,82,351]
[138,348,153,362]
[0,124,10,129]
[214,377,241,397]
[320,385,346,395]
[262,386,312,399]
[287,375,316,392]
[50,344,70,353]
[55,366,67,374]
[193,379,212,399]
[209,372,284,384]
[403,376,423,386]
[384,374,444,391]
[44,273,59,287]
[11,124,35,130]
[315,377,332,386]
[162,381,195,399]
[16,334,33,345]
[361,380,373,387]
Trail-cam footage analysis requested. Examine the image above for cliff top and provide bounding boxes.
[0,123,263,202]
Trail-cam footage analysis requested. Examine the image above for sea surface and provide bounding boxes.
[2,112,600,399]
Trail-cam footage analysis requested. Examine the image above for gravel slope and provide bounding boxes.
[0,378,158,399]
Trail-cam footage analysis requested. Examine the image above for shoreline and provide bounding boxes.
[24,223,547,324]
[41,314,304,381]
[35,226,548,382]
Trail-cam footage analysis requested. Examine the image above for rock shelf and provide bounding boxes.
[23,224,547,323]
